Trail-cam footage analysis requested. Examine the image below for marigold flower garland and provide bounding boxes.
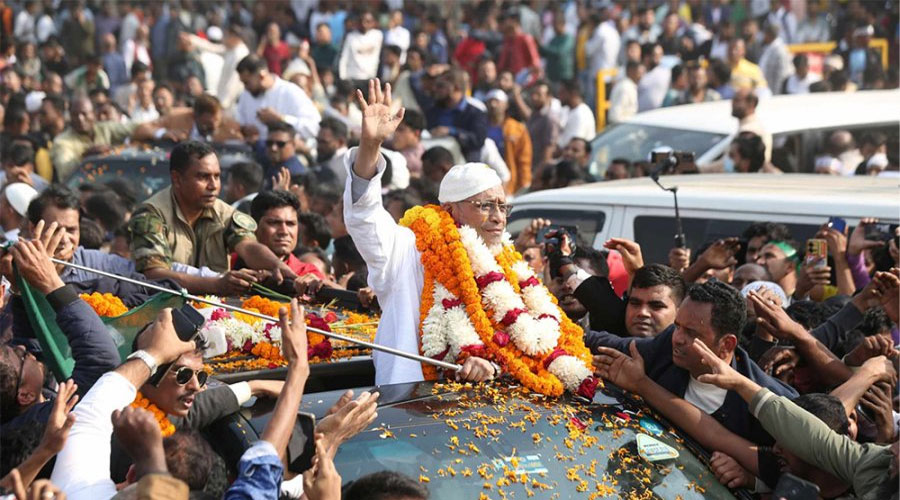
[400,205,598,398]
[79,292,129,317]
[131,392,176,437]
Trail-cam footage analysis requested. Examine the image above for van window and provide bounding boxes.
[634,216,823,264]
[507,209,606,248]
[590,124,727,171]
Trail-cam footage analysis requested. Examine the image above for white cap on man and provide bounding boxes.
[3,183,39,218]
[485,89,508,103]
[438,163,503,204]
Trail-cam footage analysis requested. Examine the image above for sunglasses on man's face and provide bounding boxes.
[266,140,289,148]
[172,366,209,386]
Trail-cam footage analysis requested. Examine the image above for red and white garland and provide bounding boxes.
[421,226,593,393]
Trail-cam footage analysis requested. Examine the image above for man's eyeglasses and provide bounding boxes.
[173,366,209,387]
[463,200,512,216]
[265,140,289,148]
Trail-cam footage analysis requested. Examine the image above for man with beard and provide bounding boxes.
[49,96,154,180]
[313,117,349,185]
[235,55,321,141]
[129,141,298,295]
[732,87,772,163]
[424,69,487,162]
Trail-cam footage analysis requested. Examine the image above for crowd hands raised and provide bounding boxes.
[518,212,898,497]
[0,220,383,500]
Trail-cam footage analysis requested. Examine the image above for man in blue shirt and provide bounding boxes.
[25,185,134,283]
[587,280,798,446]
[424,69,488,162]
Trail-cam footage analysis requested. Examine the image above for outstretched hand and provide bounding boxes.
[357,78,405,145]
[592,341,646,393]
[692,339,753,396]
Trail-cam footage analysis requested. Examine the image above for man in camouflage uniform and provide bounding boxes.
[129,140,298,295]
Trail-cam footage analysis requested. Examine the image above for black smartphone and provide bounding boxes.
[864,223,894,242]
[827,217,847,234]
[772,472,819,500]
[288,412,317,473]
[171,304,205,343]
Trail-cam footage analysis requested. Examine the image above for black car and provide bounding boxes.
[205,379,744,499]
[65,143,255,201]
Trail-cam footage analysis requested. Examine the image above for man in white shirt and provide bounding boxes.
[608,61,643,124]
[637,43,671,112]
[14,1,38,44]
[235,55,321,141]
[187,26,251,111]
[339,10,383,83]
[384,10,410,63]
[782,54,820,95]
[585,9,621,81]
[556,79,596,148]
[344,80,500,385]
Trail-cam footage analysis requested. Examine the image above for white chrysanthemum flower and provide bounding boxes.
[548,355,592,391]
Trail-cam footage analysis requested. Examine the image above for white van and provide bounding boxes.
[589,90,900,175]
[508,174,899,264]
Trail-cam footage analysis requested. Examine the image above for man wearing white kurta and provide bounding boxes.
[344,79,501,386]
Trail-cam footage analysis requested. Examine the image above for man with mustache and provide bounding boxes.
[129,141,299,295]
[235,55,321,141]
[231,189,324,280]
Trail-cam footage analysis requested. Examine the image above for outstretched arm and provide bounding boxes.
[594,342,759,475]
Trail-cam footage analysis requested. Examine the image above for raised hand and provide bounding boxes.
[860,382,896,443]
[10,238,65,295]
[357,79,404,145]
[137,308,197,364]
[279,299,309,373]
[668,247,691,273]
[848,218,885,256]
[40,380,79,455]
[604,238,644,277]
[592,341,646,393]
[302,434,342,500]
[693,338,745,391]
[316,390,379,459]
[748,290,804,341]
[698,237,740,270]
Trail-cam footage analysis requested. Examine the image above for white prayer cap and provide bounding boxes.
[206,26,224,42]
[740,280,788,307]
[3,183,39,217]
[25,91,46,113]
[438,163,503,203]
[485,89,508,103]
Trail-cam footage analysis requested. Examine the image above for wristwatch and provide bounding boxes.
[126,350,159,376]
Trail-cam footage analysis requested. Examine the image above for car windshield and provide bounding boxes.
[590,124,727,172]
[68,146,254,202]
[332,382,734,499]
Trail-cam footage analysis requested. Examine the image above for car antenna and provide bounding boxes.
[649,156,686,249]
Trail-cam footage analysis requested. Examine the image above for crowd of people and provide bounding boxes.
[0,0,897,499]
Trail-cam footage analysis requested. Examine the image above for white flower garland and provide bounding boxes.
[457,226,563,356]
[422,225,589,393]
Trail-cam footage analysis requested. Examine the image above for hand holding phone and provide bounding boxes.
[805,239,828,269]
[171,304,205,343]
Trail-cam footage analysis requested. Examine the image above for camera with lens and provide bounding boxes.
[650,150,696,173]
[538,225,578,279]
